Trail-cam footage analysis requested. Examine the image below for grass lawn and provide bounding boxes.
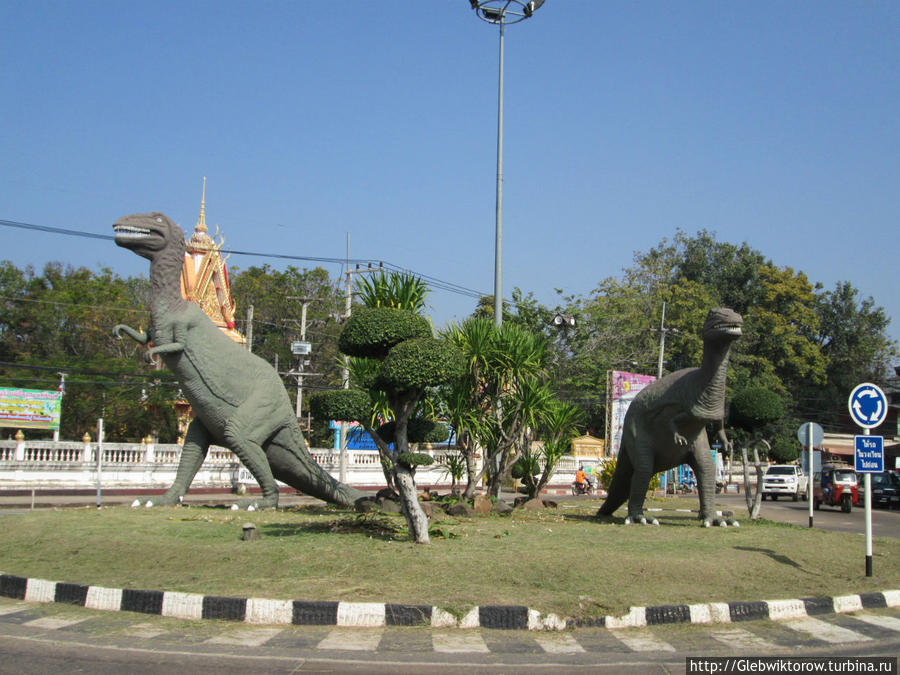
[2,496,898,619]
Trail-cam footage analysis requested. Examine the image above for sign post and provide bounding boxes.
[847,382,888,577]
[797,422,823,528]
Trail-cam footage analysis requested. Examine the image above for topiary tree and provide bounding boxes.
[728,386,785,519]
[310,297,464,544]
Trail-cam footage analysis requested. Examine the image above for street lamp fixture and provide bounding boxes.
[552,312,576,328]
[467,0,546,326]
[470,0,544,24]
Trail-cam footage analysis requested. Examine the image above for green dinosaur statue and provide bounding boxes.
[598,307,743,527]
[112,212,365,509]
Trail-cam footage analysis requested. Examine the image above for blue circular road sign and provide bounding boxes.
[848,382,888,429]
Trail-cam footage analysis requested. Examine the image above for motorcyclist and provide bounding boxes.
[574,465,589,494]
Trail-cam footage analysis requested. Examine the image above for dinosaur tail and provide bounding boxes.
[268,424,366,508]
[598,450,633,516]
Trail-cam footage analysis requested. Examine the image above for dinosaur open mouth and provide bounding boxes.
[113,224,151,239]
[712,322,742,335]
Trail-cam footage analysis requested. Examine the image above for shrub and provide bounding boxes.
[338,307,431,359]
[397,452,435,469]
[377,418,448,444]
[308,389,371,423]
[510,455,540,479]
[378,337,466,392]
[729,387,784,432]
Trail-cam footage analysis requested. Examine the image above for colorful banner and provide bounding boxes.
[605,370,656,457]
[0,388,63,430]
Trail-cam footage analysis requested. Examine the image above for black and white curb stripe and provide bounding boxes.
[0,573,896,631]
[569,591,900,629]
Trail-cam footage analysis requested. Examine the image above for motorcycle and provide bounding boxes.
[572,477,595,495]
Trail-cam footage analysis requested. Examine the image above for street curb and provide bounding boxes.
[1,572,896,631]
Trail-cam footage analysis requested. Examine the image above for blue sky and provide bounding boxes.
[2,1,899,345]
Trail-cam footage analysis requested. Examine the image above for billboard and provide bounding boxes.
[605,370,656,457]
[0,388,63,430]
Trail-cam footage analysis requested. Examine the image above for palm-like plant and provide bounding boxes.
[441,318,554,498]
[355,271,429,313]
[518,397,583,499]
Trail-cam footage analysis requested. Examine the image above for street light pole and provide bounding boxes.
[469,0,545,327]
[493,17,505,327]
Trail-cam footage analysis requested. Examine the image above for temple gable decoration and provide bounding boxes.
[180,178,246,345]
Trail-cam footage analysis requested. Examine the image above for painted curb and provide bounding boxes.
[1,572,896,631]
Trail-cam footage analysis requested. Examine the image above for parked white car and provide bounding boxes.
[761,464,808,501]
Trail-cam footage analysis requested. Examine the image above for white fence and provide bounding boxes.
[0,438,582,492]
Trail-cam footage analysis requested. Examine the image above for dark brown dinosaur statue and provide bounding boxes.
[112,212,365,509]
[598,307,742,527]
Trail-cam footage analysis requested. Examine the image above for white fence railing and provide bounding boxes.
[0,438,585,491]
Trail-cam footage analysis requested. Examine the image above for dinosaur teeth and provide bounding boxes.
[114,225,151,238]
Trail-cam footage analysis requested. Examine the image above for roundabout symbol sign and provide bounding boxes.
[847,381,888,579]
[847,382,888,429]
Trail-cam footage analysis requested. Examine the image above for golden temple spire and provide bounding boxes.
[197,176,208,233]
[188,176,213,250]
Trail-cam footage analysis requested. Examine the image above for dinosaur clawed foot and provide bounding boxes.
[233,496,278,511]
[624,515,659,526]
[712,517,740,527]
[131,495,184,508]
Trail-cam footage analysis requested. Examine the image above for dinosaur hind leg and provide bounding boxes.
[266,424,365,508]
[598,450,634,516]
[625,446,656,524]
[223,415,280,510]
[151,419,210,506]
[687,447,718,525]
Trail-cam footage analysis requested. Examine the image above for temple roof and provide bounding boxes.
[180,178,246,344]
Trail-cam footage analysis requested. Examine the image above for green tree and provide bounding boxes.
[808,281,897,431]
[310,274,464,544]
[728,386,786,518]
[0,261,179,441]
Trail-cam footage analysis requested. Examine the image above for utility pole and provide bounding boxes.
[286,297,313,424]
[657,301,667,379]
[245,304,254,352]
[339,235,382,483]
[54,372,66,442]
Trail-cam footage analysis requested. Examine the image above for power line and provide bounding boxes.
[0,295,149,314]
[1,218,488,300]
[0,360,176,381]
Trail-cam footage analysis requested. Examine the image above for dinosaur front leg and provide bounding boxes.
[144,419,211,507]
[113,324,149,345]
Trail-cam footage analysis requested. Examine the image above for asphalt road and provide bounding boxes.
[714,493,900,538]
[0,597,898,674]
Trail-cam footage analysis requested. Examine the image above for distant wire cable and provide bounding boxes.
[0,218,488,300]
[0,360,176,381]
[0,295,149,314]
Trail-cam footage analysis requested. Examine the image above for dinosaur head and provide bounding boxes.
[702,307,743,343]
[113,212,185,261]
